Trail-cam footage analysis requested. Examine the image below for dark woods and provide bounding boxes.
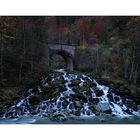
[0,16,140,89]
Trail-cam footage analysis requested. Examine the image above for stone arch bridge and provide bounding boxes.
[48,44,76,72]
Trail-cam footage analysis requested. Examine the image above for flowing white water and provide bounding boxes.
[2,69,140,122]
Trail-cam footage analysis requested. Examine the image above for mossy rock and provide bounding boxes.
[51,88,60,97]
[0,88,20,108]
[89,97,99,105]
[50,79,66,87]
[50,113,67,122]
[70,93,87,102]
[58,85,67,92]
[49,70,63,76]
[70,79,81,87]
[73,109,81,116]
[89,82,97,88]
[44,84,52,93]
[107,93,114,102]
[73,101,83,108]
[29,95,41,105]
[72,86,89,93]
[83,77,90,84]
[96,79,111,87]
[43,87,60,100]
[62,100,69,107]
[104,109,112,114]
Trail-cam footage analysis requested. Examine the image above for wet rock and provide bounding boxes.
[114,96,120,102]
[70,79,81,87]
[93,111,100,116]
[86,110,91,116]
[96,79,110,87]
[51,80,66,88]
[74,101,82,108]
[70,93,87,103]
[50,113,67,122]
[88,102,94,107]
[72,86,89,93]
[114,85,132,99]
[89,98,99,104]
[69,103,75,110]
[43,113,49,117]
[125,100,136,108]
[108,88,119,95]
[83,78,92,87]
[0,105,5,117]
[90,82,97,88]
[100,119,106,122]
[107,93,113,102]
[125,100,138,111]
[110,83,115,89]
[132,105,138,111]
[49,88,60,99]
[73,109,81,116]
[57,101,61,108]
[29,95,41,105]
[43,84,52,93]
[125,109,133,115]
[104,109,112,114]
[95,102,110,112]
[58,85,67,92]
[121,97,126,104]
[30,110,37,115]
[89,106,97,114]
[62,100,69,107]
[119,86,126,93]
[95,89,104,97]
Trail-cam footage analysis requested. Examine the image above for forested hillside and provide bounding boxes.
[0,16,139,88]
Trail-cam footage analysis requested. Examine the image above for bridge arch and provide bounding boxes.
[48,44,76,72]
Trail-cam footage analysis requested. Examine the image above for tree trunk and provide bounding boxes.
[19,19,26,85]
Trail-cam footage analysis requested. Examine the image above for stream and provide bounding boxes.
[1,69,140,124]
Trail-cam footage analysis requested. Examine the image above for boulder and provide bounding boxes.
[114,96,120,102]
[96,79,110,87]
[58,85,67,92]
[29,95,41,105]
[72,86,90,93]
[62,100,69,107]
[95,102,110,112]
[74,101,82,108]
[50,113,67,122]
[125,109,133,114]
[73,109,81,116]
[69,103,75,110]
[95,89,104,97]
[89,97,99,104]
[89,82,97,88]
[104,109,112,114]
[70,93,87,103]
[107,93,113,102]
[70,79,81,87]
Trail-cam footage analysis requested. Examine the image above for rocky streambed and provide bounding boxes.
[1,69,140,123]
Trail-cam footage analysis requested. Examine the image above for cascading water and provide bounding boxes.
[2,69,140,122]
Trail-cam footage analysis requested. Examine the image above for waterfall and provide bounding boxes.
[3,69,140,122]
